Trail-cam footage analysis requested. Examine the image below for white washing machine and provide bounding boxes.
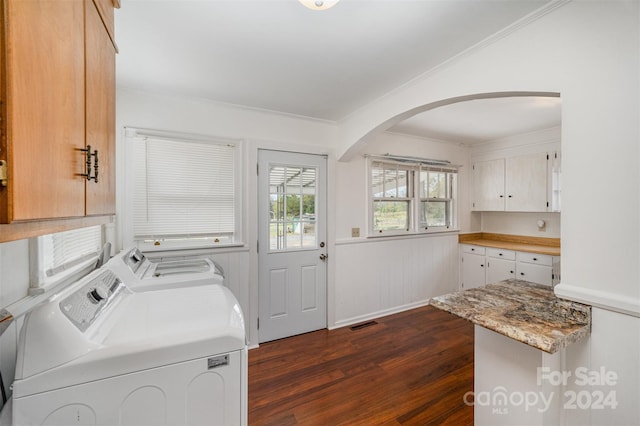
[106,247,225,291]
[11,266,247,426]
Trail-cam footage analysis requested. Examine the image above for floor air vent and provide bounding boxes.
[350,320,378,331]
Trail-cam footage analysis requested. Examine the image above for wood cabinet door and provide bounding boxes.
[472,158,505,211]
[85,0,116,216]
[4,0,85,221]
[505,152,548,212]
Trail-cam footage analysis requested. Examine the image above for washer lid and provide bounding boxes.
[13,284,245,398]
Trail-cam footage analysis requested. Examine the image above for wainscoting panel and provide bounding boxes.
[333,234,459,328]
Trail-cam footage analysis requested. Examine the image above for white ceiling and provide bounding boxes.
[115,0,559,143]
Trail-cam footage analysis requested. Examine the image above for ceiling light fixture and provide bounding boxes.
[298,0,340,11]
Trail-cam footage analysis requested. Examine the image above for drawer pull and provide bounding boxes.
[533,257,538,261]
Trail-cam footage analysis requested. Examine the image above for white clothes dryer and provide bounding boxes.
[106,247,225,291]
[11,267,247,426]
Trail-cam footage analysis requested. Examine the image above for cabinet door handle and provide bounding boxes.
[480,264,484,267]
[520,272,525,276]
[80,145,99,183]
[92,149,99,183]
[510,270,514,274]
[499,253,503,256]
[533,257,538,261]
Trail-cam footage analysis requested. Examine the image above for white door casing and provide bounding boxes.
[258,150,327,343]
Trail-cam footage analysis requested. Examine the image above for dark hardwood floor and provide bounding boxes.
[249,306,474,425]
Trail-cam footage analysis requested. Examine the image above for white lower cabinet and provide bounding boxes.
[461,244,559,289]
[515,252,553,286]
[460,245,486,289]
[486,248,516,283]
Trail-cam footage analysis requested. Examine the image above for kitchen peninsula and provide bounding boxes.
[431,280,592,425]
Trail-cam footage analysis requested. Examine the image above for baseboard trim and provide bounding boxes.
[330,300,431,330]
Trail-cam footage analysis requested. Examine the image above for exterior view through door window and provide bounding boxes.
[269,166,317,251]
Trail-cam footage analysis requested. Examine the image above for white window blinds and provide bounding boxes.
[41,226,102,277]
[132,135,237,243]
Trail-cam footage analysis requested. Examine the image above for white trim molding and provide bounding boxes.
[554,282,640,318]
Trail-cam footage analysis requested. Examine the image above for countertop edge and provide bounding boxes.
[429,281,591,354]
[458,233,560,256]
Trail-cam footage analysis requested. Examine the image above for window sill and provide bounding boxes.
[336,229,460,246]
[136,241,245,252]
[367,228,459,239]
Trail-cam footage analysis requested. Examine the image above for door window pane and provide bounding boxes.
[269,165,317,251]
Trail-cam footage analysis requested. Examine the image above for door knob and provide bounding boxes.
[319,253,327,261]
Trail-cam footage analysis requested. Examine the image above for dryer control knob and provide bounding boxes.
[88,287,108,304]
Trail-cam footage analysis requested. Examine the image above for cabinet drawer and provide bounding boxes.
[461,245,485,255]
[487,248,516,260]
[516,252,552,266]
[516,262,552,286]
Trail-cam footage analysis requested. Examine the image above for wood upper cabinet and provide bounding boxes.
[0,0,117,237]
[85,0,116,216]
[1,0,87,222]
[472,153,550,212]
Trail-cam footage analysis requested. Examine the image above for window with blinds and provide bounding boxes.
[368,157,458,235]
[131,133,239,246]
[39,226,102,278]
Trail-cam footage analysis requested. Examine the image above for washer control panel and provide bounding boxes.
[59,269,125,332]
[126,248,147,274]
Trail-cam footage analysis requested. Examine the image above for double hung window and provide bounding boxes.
[127,129,242,249]
[369,158,457,235]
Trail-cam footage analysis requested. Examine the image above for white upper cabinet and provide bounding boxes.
[472,152,551,212]
[472,158,505,211]
[505,152,548,211]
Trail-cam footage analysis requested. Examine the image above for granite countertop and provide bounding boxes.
[430,279,590,354]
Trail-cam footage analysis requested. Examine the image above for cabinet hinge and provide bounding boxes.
[257,240,259,253]
[256,163,259,175]
[0,160,7,187]
[257,317,260,330]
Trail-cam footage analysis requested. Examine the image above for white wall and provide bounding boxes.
[116,88,339,347]
[335,1,640,423]
[338,0,640,315]
[116,89,472,342]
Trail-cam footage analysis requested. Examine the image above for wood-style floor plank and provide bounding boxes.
[249,306,474,425]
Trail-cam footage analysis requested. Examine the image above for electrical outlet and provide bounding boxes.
[351,227,360,238]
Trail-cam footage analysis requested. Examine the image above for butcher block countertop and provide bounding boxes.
[459,232,561,256]
[430,279,590,354]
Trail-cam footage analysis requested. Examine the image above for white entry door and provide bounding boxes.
[258,150,327,343]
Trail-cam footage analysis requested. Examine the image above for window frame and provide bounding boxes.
[30,225,103,291]
[367,157,458,237]
[122,128,244,251]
